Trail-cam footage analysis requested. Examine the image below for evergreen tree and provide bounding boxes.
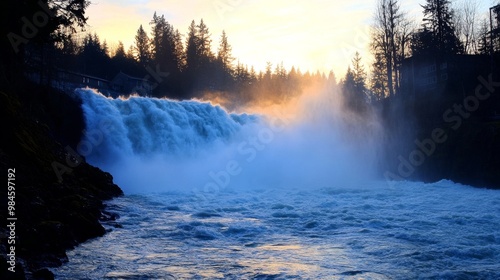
[275,62,287,80]
[343,67,356,95]
[197,19,213,61]
[102,40,109,57]
[264,62,273,80]
[249,66,257,83]
[134,24,151,66]
[352,52,367,92]
[217,30,234,73]
[80,33,110,77]
[184,19,215,91]
[328,70,337,86]
[370,51,387,100]
[57,26,80,55]
[185,21,196,52]
[234,61,247,84]
[183,20,199,92]
[126,45,135,60]
[110,41,143,79]
[2,0,89,55]
[173,29,185,71]
[273,62,287,99]
[150,12,167,62]
[185,20,199,73]
[411,26,434,56]
[150,13,182,74]
[416,0,463,55]
[216,30,234,89]
[115,41,126,58]
[342,53,367,112]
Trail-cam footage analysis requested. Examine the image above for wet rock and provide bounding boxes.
[0,86,123,279]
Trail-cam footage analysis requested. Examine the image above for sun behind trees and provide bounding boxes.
[46,12,336,108]
[141,15,334,107]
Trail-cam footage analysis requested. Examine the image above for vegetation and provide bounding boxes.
[5,11,335,106]
[1,2,500,278]
[359,0,500,101]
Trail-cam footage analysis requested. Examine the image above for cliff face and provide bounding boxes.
[0,85,123,279]
[380,95,500,190]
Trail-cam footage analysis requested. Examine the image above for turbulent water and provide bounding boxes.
[54,89,500,279]
[74,88,379,193]
[53,181,500,279]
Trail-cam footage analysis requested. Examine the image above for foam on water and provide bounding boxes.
[59,89,500,279]
[53,180,500,279]
[75,88,380,193]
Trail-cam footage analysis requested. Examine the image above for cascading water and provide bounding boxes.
[53,88,500,279]
[75,87,379,194]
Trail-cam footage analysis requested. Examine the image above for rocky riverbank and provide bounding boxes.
[0,85,123,279]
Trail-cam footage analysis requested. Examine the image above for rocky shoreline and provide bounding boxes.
[0,85,123,279]
[1,81,498,279]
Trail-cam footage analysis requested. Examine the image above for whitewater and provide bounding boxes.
[53,89,500,279]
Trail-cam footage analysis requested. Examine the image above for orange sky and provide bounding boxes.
[84,0,492,77]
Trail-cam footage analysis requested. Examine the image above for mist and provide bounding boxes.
[77,84,382,194]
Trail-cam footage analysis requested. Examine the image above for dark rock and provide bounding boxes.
[32,268,55,280]
[101,210,120,221]
[0,85,123,278]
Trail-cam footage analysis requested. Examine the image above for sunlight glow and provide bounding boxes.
[85,0,491,77]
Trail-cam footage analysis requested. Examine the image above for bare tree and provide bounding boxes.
[476,18,490,55]
[371,0,413,97]
[395,13,415,90]
[454,0,480,54]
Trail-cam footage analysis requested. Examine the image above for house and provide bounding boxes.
[400,54,490,96]
[110,72,152,97]
[399,54,499,118]
[53,69,110,93]
[51,69,153,97]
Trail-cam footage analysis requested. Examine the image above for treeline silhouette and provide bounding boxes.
[43,13,337,106]
[4,0,499,110]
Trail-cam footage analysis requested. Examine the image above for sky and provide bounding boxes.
[85,0,494,77]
